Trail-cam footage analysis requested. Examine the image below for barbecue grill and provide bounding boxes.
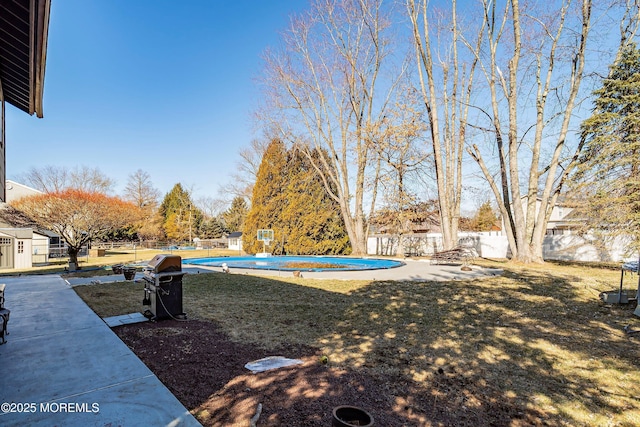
[142,254,186,321]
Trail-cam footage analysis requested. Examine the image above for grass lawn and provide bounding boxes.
[75,260,640,425]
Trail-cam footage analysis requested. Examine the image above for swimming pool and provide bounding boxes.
[183,255,404,272]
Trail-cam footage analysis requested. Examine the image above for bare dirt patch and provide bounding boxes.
[114,319,547,426]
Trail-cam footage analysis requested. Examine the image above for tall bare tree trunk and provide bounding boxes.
[467,0,595,263]
[407,0,480,250]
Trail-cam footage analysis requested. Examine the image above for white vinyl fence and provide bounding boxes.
[368,232,636,262]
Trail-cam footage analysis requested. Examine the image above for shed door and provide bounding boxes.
[0,237,14,269]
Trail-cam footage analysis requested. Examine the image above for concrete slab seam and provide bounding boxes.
[37,374,157,403]
[1,324,111,343]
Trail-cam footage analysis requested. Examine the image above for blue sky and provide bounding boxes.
[5,0,308,202]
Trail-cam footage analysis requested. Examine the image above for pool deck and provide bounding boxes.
[64,259,503,284]
[182,258,503,281]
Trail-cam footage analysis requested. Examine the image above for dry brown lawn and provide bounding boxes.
[74,259,640,426]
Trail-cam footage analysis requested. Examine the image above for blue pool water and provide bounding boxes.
[183,255,404,272]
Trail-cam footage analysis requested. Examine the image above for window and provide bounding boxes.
[18,240,24,254]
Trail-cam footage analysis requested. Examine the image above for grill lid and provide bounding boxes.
[146,254,182,273]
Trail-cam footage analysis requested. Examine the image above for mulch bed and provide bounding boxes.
[113,319,544,426]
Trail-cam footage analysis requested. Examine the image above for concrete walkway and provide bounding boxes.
[0,274,201,427]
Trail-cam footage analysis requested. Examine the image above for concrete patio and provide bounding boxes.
[187,258,504,282]
[0,274,201,427]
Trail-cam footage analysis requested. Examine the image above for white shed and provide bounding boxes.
[0,228,33,270]
[227,232,243,252]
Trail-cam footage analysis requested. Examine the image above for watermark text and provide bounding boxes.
[1,402,100,414]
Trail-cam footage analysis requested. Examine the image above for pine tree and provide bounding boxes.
[281,148,350,255]
[198,216,228,239]
[159,183,203,242]
[469,201,499,232]
[574,42,640,255]
[222,197,249,233]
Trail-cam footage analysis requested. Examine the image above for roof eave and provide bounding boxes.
[32,0,51,118]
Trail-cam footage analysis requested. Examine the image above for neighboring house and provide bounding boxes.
[227,232,243,252]
[5,180,43,203]
[545,204,581,236]
[368,197,595,260]
[520,197,582,236]
[0,181,60,269]
[369,203,441,235]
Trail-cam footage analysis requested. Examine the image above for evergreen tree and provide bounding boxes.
[243,140,350,255]
[159,183,203,242]
[199,216,229,239]
[573,42,640,255]
[469,201,499,232]
[243,140,289,254]
[222,196,249,233]
[281,148,350,254]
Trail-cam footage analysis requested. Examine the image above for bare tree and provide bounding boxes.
[407,0,483,250]
[68,166,115,193]
[18,165,115,194]
[16,165,68,193]
[226,137,270,203]
[463,0,630,263]
[195,195,228,218]
[123,169,160,209]
[14,190,138,267]
[122,169,163,241]
[260,0,405,255]
[369,85,430,235]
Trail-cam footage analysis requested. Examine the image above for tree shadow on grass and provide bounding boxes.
[334,268,640,425]
[113,267,640,426]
